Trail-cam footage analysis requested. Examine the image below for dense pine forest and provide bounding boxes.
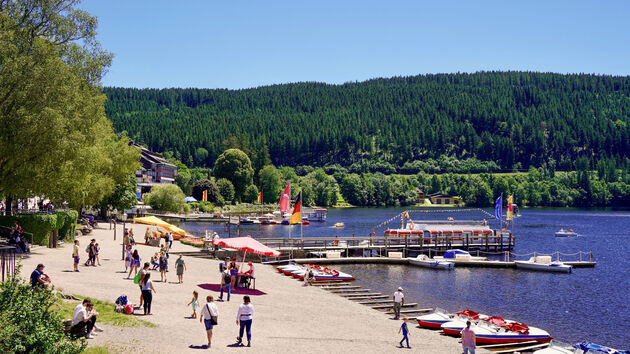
[105,72,630,171]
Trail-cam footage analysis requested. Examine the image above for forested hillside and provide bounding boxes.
[104,72,630,170]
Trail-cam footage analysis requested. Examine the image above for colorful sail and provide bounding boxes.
[506,195,513,220]
[279,183,291,213]
[494,195,502,220]
[289,191,302,224]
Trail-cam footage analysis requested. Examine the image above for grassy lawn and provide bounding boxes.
[56,295,156,328]
[83,346,110,354]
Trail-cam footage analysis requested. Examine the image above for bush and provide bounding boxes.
[0,265,86,353]
[0,214,56,245]
[216,178,235,203]
[144,184,186,213]
[57,211,78,241]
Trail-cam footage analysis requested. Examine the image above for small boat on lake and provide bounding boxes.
[555,228,578,237]
[515,256,573,273]
[434,249,487,261]
[408,254,454,269]
[333,222,344,228]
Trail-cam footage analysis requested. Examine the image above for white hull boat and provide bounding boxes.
[555,228,578,237]
[434,249,487,262]
[535,341,630,354]
[417,308,484,329]
[408,255,454,269]
[442,318,551,344]
[515,256,573,273]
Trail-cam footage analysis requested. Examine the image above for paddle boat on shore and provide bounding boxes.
[417,309,484,329]
[277,263,354,281]
[408,254,454,269]
[555,228,578,237]
[442,316,552,344]
[515,256,573,273]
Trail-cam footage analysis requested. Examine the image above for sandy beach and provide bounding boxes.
[19,222,483,353]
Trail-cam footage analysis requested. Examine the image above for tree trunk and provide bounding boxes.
[6,196,14,215]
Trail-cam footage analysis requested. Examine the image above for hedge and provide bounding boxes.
[0,211,78,246]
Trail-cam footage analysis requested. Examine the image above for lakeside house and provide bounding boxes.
[132,143,177,198]
[428,193,461,205]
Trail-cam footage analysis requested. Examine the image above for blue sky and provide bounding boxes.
[81,0,630,89]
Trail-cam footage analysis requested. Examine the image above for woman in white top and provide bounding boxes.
[141,273,156,315]
[236,295,254,347]
[200,295,219,348]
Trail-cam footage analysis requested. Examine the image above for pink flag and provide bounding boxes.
[279,183,291,213]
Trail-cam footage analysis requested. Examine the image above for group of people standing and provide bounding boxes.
[218,257,254,301]
[198,295,254,349]
[71,238,100,272]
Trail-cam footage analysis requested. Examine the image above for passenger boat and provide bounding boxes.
[417,309,483,329]
[442,317,552,344]
[305,208,328,222]
[433,249,487,261]
[240,217,254,224]
[408,254,454,269]
[555,228,578,237]
[534,341,630,354]
[515,256,573,273]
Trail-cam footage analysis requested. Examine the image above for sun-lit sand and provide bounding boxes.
[19,222,483,353]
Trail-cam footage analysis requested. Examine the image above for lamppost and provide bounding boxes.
[121,213,128,260]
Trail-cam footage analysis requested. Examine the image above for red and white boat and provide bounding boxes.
[442,317,552,344]
[417,309,484,329]
[276,264,354,281]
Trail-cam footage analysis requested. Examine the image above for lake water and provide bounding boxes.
[179,208,630,349]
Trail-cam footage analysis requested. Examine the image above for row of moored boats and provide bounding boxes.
[276,263,354,281]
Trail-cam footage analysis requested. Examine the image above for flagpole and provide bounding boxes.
[300,191,303,240]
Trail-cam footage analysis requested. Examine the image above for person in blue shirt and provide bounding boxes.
[30,264,51,288]
[398,317,410,348]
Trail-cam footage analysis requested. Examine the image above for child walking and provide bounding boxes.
[398,317,410,348]
[187,290,199,318]
[94,243,101,266]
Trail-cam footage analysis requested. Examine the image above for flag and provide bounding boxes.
[257,191,262,203]
[494,195,502,221]
[203,190,208,202]
[404,211,410,220]
[289,191,301,224]
[279,184,291,213]
[506,195,513,220]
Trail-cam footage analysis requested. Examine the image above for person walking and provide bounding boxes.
[94,243,101,266]
[219,268,231,301]
[141,273,156,315]
[85,239,96,266]
[124,245,132,272]
[236,295,254,347]
[393,287,405,320]
[398,317,411,348]
[200,295,219,349]
[175,254,186,283]
[167,232,173,249]
[138,263,150,307]
[127,249,141,279]
[159,251,168,282]
[72,240,80,272]
[461,320,476,354]
[229,259,239,288]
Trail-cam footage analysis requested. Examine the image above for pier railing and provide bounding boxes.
[0,246,17,282]
[255,232,513,256]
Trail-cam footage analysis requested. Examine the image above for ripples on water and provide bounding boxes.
[180,208,630,349]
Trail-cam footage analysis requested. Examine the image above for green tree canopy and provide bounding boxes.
[216,178,235,203]
[144,184,185,213]
[259,165,283,203]
[213,149,253,200]
[192,178,220,203]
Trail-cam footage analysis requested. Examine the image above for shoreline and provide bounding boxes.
[18,222,480,353]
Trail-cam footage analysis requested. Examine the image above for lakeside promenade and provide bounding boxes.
[19,223,479,353]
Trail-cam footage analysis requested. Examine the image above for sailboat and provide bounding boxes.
[278,183,291,218]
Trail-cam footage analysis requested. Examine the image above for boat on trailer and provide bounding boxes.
[408,254,454,269]
[515,256,573,273]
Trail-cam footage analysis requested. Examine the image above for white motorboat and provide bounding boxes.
[290,264,354,281]
[535,341,630,354]
[408,254,454,269]
[417,308,484,329]
[515,256,573,273]
[555,228,578,237]
[434,249,487,261]
[442,317,552,344]
[277,264,304,275]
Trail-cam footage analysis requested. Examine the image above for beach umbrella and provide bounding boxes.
[184,196,197,203]
[133,216,172,228]
[212,236,281,257]
[168,224,188,236]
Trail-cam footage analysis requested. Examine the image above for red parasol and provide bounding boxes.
[212,236,281,257]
